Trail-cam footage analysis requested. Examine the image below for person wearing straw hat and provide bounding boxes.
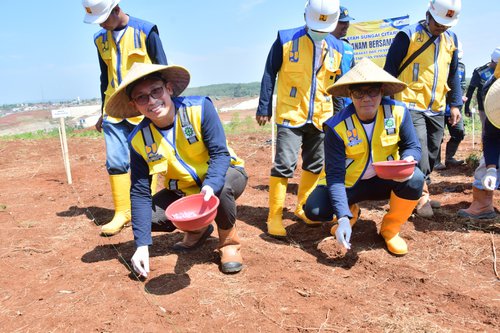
[464,46,500,132]
[105,63,248,276]
[304,58,424,256]
[256,0,344,238]
[81,0,168,236]
[384,0,463,219]
[458,66,500,219]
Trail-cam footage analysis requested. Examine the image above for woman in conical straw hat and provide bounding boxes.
[458,67,500,219]
[304,58,425,256]
[105,63,248,276]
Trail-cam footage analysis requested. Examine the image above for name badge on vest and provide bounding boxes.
[146,143,164,162]
[347,128,362,147]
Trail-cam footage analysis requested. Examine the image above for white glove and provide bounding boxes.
[131,245,150,278]
[394,156,415,182]
[201,185,214,201]
[482,167,498,191]
[335,216,352,250]
[394,173,413,182]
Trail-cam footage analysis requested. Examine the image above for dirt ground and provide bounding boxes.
[0,112,499,332]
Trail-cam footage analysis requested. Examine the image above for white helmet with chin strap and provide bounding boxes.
[304,0,340,33]
[428,0,461,27]
[82,0,121,24]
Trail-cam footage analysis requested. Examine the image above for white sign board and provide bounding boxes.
[51,109,70,119]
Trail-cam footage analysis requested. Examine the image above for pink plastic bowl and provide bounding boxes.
[372,160,417,180]
[165,193,219,232]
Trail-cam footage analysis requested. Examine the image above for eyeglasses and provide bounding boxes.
[349,87,381,99]
[132,85,165,105]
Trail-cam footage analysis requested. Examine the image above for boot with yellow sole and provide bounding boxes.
[294,170,322,226]
[380,192,418,256]
[101,174,132,236]
[267,176,288,238]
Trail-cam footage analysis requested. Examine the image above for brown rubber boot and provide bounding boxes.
[217,227,243,274]
[457,187,496,219]
[415,182,433,218]
[172,224,214,252]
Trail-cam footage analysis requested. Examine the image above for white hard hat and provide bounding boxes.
[428,0,461,27]
[491,46,500,63]
[304,0,340,33]
[82,0,121,24]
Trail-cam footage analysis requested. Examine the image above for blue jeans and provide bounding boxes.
[102,119,136,175]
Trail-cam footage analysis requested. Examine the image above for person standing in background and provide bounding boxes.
[82,0,167,236]
[256,0,343,238]
[435,41,466,170]
[384,0,463,218]
[458,65,500,220]
[331,5,355,110]
[464,46,500,133]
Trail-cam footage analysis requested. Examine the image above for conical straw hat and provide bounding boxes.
[105,63,190,119]
[484,78,500,129]
[326,57,407,97]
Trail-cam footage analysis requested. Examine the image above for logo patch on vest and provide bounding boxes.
[384,118,396,131]
[183,125,194,138]
[145,143,163,162]
[347,128,362,146]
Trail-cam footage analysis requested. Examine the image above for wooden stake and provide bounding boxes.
[59,117,72,184]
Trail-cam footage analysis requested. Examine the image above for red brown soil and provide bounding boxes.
[0,114,499,332]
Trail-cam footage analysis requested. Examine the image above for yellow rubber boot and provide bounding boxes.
[267,176,288,238]
[380,192,418,256]
[101,174,131,236]
[294,170,321,226]
[330,204,360,235]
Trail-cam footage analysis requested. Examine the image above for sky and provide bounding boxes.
[1,0,498,105]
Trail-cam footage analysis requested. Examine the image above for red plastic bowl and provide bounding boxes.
[372,160,417,180]
[165,193,219,232]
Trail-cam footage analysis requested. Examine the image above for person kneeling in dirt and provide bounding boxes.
[457,67,500,219]
[105,63,248,276]
[303,58,424,256]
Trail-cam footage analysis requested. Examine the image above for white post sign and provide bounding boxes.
[51,109,72,184]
